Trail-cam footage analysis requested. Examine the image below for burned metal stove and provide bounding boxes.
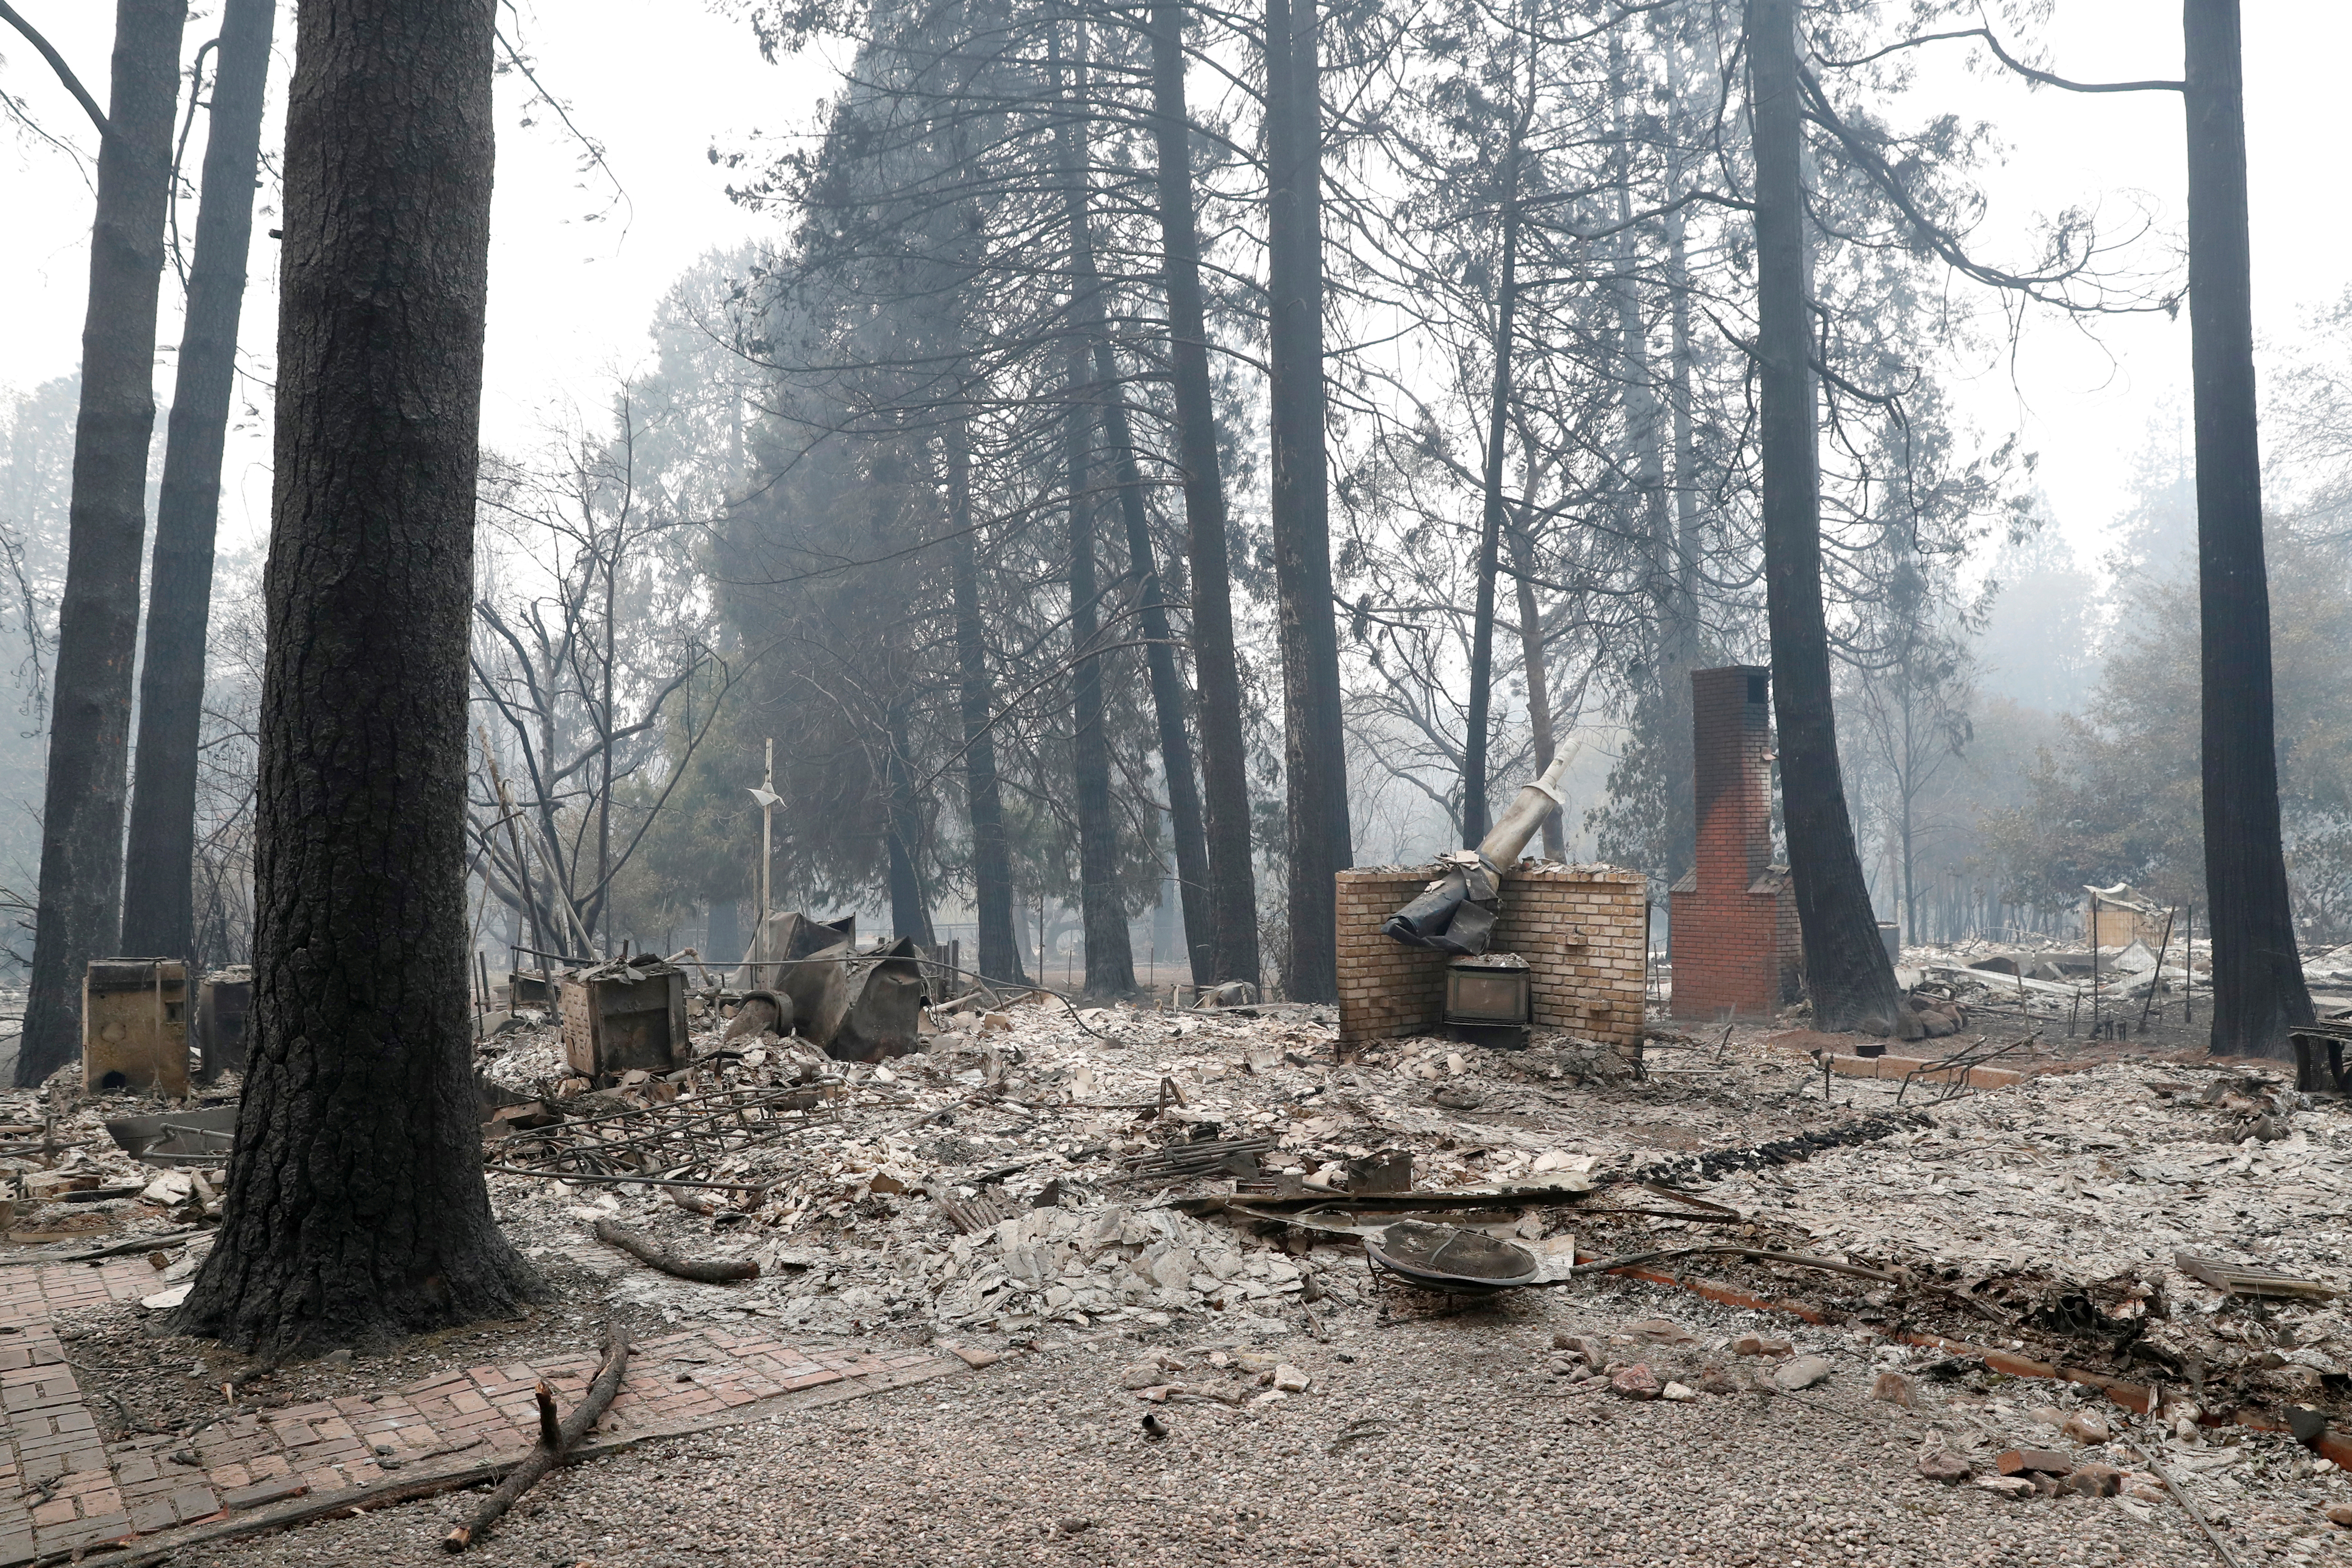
[1443,953,1533,1049]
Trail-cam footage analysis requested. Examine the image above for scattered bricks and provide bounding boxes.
[1996,1449,2073,1477]
[1918,1449,1972,1484]
[1610,1365,1662,1401]
[2063,1463,2122,1497]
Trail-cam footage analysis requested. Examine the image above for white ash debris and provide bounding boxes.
[473,988,1715,1336]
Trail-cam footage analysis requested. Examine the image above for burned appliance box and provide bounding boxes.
[1444,952,1534,1049]
[560,961,689,1078]
[83,957,191,1096]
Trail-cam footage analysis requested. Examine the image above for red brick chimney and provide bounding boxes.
[1668,667,1799,1018]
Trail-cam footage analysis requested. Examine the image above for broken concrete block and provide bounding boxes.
[1974,1474,2036,1499]
[1918,1449,1972,1484]
[1995,1448,2073,1477]
[2062,1463,2122,1497]
[1771,1356,1833,1391]
[2060,1410,2111,1445]
[1610,1364,1662,1400]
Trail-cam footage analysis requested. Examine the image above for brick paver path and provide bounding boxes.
[0,1258,958,1564]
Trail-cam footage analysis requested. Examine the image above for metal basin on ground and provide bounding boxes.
[1365,1220,1540,1293]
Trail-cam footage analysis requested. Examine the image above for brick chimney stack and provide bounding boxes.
[1668,667,1799,1018]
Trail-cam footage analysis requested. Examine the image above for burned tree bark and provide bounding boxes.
[15,0,189,1088]
[1748,0,1903,1034]
[120,0,275,964]
[177,0,538,1354]
[1504,518,1562,859]
[1054,40,1138,998]
[884,690,935,946]
[1065,359,1136,997]
[2184,0,2312,1059]
[1265,0,1350,1001]
[1460,127,1522,850]
[1147,0,1257,986]
[945,422,1029,986]
[1095,355,1214,986]
[1059,31,1212,985]
[1658,28,1706,889]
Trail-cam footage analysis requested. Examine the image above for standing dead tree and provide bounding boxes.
[177,0,540,1355]
[14,0,189,1087]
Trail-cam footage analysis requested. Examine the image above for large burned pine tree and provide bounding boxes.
[179,0,538,1354]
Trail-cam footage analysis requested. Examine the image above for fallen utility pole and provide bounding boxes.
[443,1321,630,1551]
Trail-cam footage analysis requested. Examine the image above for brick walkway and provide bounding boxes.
[0,1259,959,1564]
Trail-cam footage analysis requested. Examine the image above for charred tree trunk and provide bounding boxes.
[1147,0,1257,986]
[120,0,274,966]
[15,0,189,1088]
[1095,354,1213,987]
[1461,137,1521,849]
[1659,56,1704,889]
[2184,0,2311,1059]
[1265,0,1349,1000]
[1504,518,1562,859]
[175,0,539,1355]
[884,690,934,946]
[1054,40,1140,998]
[945,421,1028,986]
[1749,0,1903,1034]
[1065,355,1136,997]
[1617,34,1694,892]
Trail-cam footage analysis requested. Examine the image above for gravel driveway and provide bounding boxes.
[184,1271,2351,1568]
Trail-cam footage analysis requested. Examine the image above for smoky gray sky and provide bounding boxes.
[2,0,2347,571]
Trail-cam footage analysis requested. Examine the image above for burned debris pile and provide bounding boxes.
[6,901,2352,1558]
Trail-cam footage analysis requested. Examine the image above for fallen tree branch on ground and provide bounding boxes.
[442,1321,630,1551]
[592,1218,759,1282]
